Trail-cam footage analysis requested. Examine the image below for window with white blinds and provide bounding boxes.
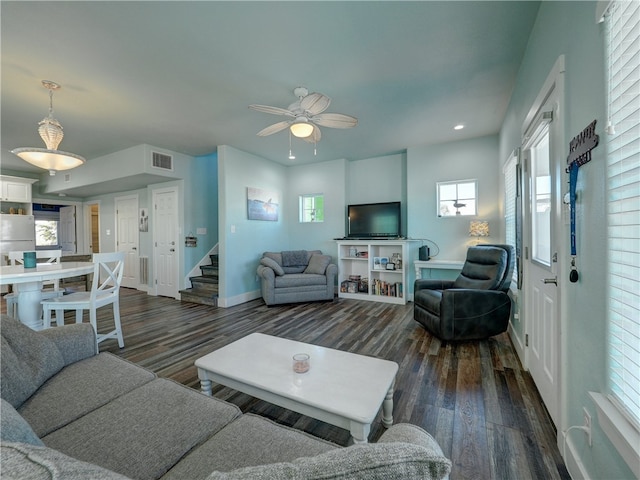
[503,151,519,286]
[605,0,640,428]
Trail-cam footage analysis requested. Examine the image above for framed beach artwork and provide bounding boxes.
[247,187,279,221]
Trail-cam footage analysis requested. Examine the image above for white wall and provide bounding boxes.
[407,135,501,261]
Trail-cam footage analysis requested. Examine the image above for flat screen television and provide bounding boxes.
[347,202,402,239]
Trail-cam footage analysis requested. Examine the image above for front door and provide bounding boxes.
[115,195,139,288]
[522,58,564,427]
[153,187,179,298]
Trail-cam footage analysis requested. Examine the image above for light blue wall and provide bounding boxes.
[217,145,288,305]
[184,153,218,272]
[287,158,347,259]
[499,2,630,478]
[407,135,501,261]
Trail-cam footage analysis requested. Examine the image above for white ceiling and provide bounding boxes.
[1,1,540,176]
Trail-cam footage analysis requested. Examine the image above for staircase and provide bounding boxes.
[179,254,219,306]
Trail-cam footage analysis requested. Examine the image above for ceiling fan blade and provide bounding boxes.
[300,93,331,115]
[311,113,358,129]
[302,125,321,143]
[249,104,295,117]
[256,121,291,136]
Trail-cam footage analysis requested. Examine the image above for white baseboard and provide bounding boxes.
[217,290,261,308]
[563,434,591,480]
[508,322,526,367]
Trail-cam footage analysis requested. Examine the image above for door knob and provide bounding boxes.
[542,277,557,286]
[170,248,175,252]
[132,247,137,250]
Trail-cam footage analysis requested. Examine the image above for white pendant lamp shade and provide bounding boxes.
[11,80,86,175]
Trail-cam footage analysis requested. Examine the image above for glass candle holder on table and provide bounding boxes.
[292,353,310,374]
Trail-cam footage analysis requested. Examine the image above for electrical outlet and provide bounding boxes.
[583,407,592,446]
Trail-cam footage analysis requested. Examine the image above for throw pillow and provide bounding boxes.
[260,257,285,276]
[1,442,130,480]
[304,254,331,275]
[0,399,44,446]
[206,442,451,480]
[0,315,65,408]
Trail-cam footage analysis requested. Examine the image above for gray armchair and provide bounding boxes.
[257,250,337,306]
[413,244,515,341]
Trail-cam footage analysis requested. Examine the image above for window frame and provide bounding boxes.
[298,193,324,223]
[436,179,478,217]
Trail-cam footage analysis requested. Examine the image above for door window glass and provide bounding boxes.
[530,129,551,265]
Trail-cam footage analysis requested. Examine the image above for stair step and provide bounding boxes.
[179,288,217,306]
[209,254,219,267]
[189,276,219,294]
[200,265,218,277]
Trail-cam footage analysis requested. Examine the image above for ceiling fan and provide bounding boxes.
[249,87,358,143]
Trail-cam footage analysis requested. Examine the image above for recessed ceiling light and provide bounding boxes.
[454,124,465,130]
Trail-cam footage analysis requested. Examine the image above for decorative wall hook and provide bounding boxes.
[566,119,599,283]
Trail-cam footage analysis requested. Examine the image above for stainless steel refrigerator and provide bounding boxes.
[1,214,36,266]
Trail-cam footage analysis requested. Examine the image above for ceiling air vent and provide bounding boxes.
[152,152,173,171]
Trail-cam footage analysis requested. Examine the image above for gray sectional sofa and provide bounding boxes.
[257,250,337,305]
[0,315,451,480]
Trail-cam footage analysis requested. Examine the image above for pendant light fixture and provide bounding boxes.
[12,80,86,175]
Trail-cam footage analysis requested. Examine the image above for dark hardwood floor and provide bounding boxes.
[11,286,570,480]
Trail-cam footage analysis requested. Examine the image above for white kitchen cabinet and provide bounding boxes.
[1,175,37,203]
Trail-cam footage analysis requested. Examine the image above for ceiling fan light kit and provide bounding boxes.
[290,119,314,138]
[12,80,86,176]
[249,86,357,157]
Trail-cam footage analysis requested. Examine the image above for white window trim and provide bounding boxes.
[590,392,640,479]
[436,179,478,217]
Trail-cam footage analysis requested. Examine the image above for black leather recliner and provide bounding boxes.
[413,244,515,341]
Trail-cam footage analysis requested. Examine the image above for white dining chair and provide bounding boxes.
[42,252,125,349]
[5,249,65,317]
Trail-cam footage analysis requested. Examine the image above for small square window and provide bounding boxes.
[35,220,58,246]
[299,194,324,223]
[437,180,477,217]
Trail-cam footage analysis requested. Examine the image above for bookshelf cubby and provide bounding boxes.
[336,240,419,305]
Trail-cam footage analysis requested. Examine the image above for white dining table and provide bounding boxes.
[0,262,95,330]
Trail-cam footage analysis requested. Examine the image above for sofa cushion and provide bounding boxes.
[260,256,285,276]
[1,442,130,480]
[205,441,452,480]
[304,254,332,275]
[1,399,43,446]
[275,273,328,288]
[0,315,65,408]
[19,352,156,437]
[43,378,241,480]
[162,414,337,480]
[263,252,283,266]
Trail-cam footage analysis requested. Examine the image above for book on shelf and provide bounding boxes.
[371,279,403,297]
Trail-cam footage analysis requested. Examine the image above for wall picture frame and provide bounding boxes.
[373,256,389,270]
[247,187,279,221]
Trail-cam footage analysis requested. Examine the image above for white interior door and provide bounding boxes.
[115,195,139,288]
[153,187,179,298]
[59,206,77,254]
[522,60,564,427]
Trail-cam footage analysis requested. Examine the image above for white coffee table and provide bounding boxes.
[195,332,399,444]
